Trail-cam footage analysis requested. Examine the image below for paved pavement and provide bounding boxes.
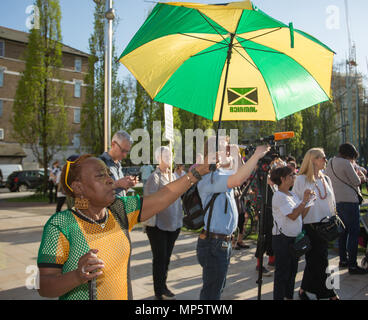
[0,201,367,300]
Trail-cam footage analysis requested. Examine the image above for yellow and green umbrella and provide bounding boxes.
[119,1,334,123]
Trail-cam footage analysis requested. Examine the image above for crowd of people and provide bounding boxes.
[36,130,368,300]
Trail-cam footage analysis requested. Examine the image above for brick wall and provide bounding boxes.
[0,37,90,146]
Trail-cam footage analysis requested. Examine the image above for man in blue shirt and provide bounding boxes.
[99,130,138,197]
[196,137,269,300]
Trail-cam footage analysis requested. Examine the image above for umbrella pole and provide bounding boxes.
[215,34,235,150]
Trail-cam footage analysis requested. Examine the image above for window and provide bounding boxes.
[73,108,81,123]
[0,68,3,87]
[0,128,4,140]
[73,134,80,148]
[0,41,4,57]
[75,58,82,72]
[74,80,82,98]
[0,100,3,117]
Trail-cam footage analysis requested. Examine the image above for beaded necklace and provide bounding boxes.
[314,176,327,200]
[75,208,108,229]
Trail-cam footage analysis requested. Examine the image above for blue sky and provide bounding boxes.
[1,0,367,81]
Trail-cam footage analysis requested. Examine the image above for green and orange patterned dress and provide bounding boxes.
[37,196,142,300]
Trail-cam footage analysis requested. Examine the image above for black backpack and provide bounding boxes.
[182,183,219,230]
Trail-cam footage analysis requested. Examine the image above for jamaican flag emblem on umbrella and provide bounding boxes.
[228,87,258,113]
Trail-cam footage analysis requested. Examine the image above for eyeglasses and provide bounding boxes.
[318,156,327,161]
[65,155,80,192]
[289,173,296,177]
[114,141,130,154]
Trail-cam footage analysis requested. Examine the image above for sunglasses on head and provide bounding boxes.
[65,155,80,192]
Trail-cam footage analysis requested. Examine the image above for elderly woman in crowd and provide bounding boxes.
[293,148,339,300]
[37,154,210,300]
[144,146,183,300]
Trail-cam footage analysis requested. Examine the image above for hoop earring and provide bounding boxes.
[75,196,89,210]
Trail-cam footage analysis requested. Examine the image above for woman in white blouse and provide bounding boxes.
[292,148,339,300]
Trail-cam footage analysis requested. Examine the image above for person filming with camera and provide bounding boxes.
[196,136,270,300]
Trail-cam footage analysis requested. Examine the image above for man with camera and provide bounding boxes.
[196,136,269,300]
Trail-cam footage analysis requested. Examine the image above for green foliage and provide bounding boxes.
[300,101,340,159]
[175,110,213,163]
[283,112,304,159]
[12,0,68,191]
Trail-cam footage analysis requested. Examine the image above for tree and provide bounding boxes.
[317,101,340,157]
[12,0,68,191]
[283,113,304,159]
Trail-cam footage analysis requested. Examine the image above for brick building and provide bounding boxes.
[0,26,91,169]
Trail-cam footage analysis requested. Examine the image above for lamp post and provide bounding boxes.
[93,0,115,152]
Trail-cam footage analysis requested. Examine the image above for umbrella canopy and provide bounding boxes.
[119,1,334,122]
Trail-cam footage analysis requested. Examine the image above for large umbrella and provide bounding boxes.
[119,1,334,126]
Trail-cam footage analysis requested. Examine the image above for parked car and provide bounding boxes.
[0,164,23,187]
[6,170,44,192]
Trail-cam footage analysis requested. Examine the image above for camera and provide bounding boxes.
[241,135,285,170]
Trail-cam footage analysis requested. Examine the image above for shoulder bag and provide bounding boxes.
[312,213,345,242]
[274,220,311,258]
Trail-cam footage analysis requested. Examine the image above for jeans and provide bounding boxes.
[146,226,180,296]
[272,234,298,300]
[336,202,360,268]
[196,237,232,300]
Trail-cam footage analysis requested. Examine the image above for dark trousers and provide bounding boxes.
[55,197,66,212]
[272,234,298,300]
[196,237,232,300]
[146,226,180,297]
[336,202,360,268]
[301,224,336,299]
[48,181,57,203]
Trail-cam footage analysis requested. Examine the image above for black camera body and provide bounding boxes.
[241,135,284,171]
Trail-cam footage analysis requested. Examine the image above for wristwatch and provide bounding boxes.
[191,167,202,181]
